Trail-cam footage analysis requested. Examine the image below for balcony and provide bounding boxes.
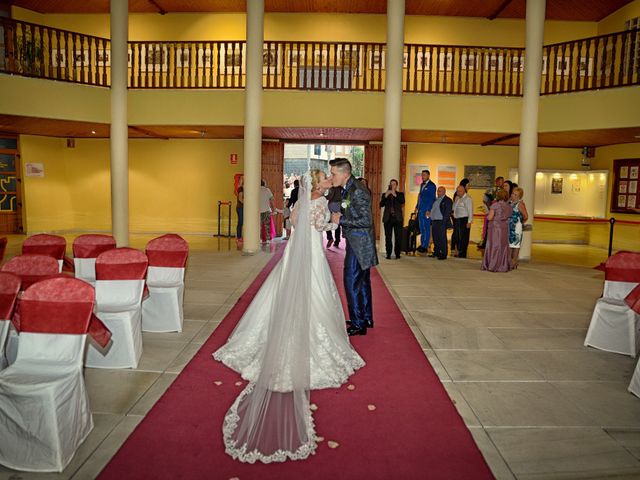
[1,18,638,96]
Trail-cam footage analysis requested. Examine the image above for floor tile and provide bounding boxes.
[437,350,544,381]
[487,427,640,479]
[70,415,144,480]
[417,325,506,350]
[84,369,160,414]
[519,350,637,381]
[456,382,595,427]
[128,373,178,416]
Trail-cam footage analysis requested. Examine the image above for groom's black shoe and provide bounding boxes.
[347,325,367,336]
[347,320,374,329]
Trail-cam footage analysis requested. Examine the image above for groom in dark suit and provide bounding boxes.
[330,158,378,336]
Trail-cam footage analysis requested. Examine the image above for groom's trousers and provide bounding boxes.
[344,243,373,330]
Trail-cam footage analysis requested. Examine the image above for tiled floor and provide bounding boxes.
[378,247,640,480]
[1,236,639,479]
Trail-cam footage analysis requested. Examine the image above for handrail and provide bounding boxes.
[0,17,638,95]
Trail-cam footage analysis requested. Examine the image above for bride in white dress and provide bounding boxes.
[213,169,365,464]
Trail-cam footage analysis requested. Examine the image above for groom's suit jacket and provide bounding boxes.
[340,177,379,270]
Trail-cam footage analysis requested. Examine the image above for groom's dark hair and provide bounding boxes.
[330,158,352,174]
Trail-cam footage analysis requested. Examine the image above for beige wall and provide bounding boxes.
[598,0,640,35]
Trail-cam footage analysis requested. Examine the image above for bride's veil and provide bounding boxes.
[223,173,316,463]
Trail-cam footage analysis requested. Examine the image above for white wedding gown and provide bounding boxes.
[213,192,364,463]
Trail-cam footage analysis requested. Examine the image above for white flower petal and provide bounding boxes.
[327,441,340,449]
[347,384,356,391]
[316,436,325,442]
[214,381,223,386]
[235,381,242,386]
[310,403,318,411]
[367,404,377,411]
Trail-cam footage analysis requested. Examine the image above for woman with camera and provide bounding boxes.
[380,179,405,260]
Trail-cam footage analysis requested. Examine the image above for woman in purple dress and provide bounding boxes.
[481,188,512,272]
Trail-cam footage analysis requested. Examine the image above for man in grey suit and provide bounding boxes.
[330,158,379,336]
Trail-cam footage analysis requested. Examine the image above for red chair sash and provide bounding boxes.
[626,284,640,315]
[23,234,67,260]
[604,251,640,282]
[73,234,117,259]
[0,237,7,263]
[0,272,21,319]
[96,248,148,280]
[17,277,111,347]
[1,254,60,289]
[0,292,18,320]
[145,234,189,268]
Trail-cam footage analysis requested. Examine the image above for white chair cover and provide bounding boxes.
[0,320,9,369]
[0,277,105,472]
[142,266,186,332]
[74,257,97,284]
[0,334,92,472]
[85,248,148,369]
[603,280,639,300]
[629,357,640,398]
[141,234,188,333]
[584,298,640,357]
[85,279,145,369]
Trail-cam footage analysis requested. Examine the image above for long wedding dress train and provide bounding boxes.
[213,180,364,463]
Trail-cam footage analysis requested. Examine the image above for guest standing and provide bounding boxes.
[481,189,512,272]
[479,176,504,249]
[430,186,453,260]
[509,187,529,269]
[380,179,405,259]
[452,185,473,258]
[236,176,244,242]
[259,180,275,244]
[414,170,437,254]
[451,178,470,255]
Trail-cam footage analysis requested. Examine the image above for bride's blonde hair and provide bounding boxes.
[310,169,326,191]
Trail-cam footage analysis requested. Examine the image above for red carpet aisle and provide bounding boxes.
[99,245,494,480]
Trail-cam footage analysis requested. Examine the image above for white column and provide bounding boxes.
[517,0,546,261]
[242,0,264,255]
[110,0,129,246]
[381,0,405,245]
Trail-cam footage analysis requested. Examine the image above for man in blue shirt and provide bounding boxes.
[414,170,436,253]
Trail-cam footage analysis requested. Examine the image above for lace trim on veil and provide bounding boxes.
[222,383,318,464]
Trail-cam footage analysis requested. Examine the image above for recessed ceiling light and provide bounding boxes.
[91,130,96,134]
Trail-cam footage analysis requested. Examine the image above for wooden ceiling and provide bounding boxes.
[1,115,639,147]
[9,0,634,21]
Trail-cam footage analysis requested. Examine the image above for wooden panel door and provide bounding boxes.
[261,141,285,237]
[364,144,383,240]
[0,135,23,234]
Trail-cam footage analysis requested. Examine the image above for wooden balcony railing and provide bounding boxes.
[542,28,640,94]
[0,17,111,86]
[1,17,638,95]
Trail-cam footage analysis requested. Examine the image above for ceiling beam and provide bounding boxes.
[128,125,169,139]
[487,0,514,20]
[148,0,167,15]
[481,133,519,146]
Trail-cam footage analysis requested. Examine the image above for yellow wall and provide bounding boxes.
[403,143,586,243]
[0,76,110,123]
[11,7,597,46]
[20,135,75,232]
[20,135,244,234]
[588,142,640,251]
[598,0,640,35]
